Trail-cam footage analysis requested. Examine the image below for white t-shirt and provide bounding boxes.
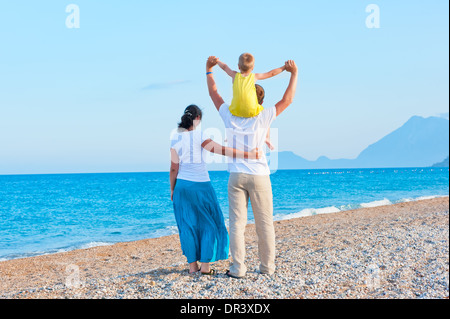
[170,129,210,182]
[219,103,277,175]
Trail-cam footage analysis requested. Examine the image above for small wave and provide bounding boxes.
[51,241,114,253]
[78,242,114,250]
[397,198,414,203]
[397,195,448,204]
[338,203,361,211]
[360,199,392,208]
[272,194,448,223]
[0,250,60,262]
[148,226,179,238]
[0,242,115,262]
[415,195,442,201]
[275,206,341,221]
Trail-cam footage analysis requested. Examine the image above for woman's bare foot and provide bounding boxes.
[200,263,210,274]
[189,261,200,274]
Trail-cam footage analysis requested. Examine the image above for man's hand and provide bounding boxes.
[285,60,298,74]
[207,56,218,70]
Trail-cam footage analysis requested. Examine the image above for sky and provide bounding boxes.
[0,0,448,174]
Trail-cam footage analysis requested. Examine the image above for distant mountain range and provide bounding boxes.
[271,116,449,169]
[432,156,449,167]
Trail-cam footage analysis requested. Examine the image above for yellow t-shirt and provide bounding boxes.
[229,73,264,118]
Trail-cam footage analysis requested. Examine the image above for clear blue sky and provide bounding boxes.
[0,0,448,174]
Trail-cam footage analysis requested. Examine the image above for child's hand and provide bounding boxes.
[265,139,275,151]
[285,60,298,74]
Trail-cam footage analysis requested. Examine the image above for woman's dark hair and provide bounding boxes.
[178,104,203,130]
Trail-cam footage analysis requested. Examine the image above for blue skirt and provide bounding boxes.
[173,179,229,263]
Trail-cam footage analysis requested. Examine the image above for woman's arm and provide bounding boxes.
[255,65,286,81]
[170,148,179,201]
[201,139,261,159]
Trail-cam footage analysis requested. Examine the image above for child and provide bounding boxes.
[217,53,285,150]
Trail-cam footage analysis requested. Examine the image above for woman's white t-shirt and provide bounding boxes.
[170,129,210,182]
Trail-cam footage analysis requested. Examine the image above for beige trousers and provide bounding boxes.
[228,173,275,277]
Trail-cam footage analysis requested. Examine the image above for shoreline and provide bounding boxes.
[1,197,448,299]
[2,194,448,263]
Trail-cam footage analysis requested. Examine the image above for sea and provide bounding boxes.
[0,167,448,261]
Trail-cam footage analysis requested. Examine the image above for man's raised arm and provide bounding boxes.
[206,56,225,112]
[275,60,299,117]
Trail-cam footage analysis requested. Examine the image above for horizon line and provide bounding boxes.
[1,166,448,177]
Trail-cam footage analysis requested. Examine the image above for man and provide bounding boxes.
[206,56,299,278]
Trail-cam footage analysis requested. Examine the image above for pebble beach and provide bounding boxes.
[0,197,448,299]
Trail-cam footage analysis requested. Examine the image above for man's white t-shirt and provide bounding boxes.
[219,103,277,176]
[170,129,210,182]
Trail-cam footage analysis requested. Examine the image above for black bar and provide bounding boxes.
[0,299,447,318]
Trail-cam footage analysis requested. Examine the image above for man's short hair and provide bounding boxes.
[255,84,265,105]
[238,53,255,72]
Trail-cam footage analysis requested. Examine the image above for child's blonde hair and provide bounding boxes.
[238,53,255,73]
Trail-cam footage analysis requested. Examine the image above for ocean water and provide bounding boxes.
[0,168,448,261]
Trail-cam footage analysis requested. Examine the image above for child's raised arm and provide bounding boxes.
[217,59,237,79]
[255,65,286,81]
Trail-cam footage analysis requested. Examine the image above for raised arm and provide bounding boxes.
[206,56,225,112]
[217,60,237,79]
[275,60,298,117]
[254,65,286,81]
[201,139,261,160]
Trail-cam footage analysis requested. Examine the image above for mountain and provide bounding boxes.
[356,116,449,167]
[274,116,449,169]
[432,156,449,167]
[268,152,354,170]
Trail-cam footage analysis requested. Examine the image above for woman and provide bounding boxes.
[170,104,260,275]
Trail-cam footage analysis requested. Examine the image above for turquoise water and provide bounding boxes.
[0,168,448,260]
